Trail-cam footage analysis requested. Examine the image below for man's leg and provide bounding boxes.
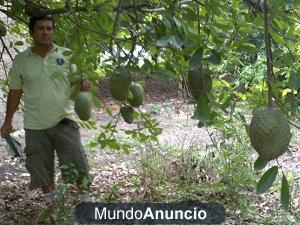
[25,129,55,203]
[53,120,91,197]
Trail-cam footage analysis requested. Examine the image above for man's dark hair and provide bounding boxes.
[29,15,55,32]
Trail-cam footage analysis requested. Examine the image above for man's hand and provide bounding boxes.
[1,89,22,138]
[78,80,92,91]
[1,122,13,138]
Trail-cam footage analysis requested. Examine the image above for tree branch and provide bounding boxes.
[263,0,274,109]
[25,0,152,17]
[243,0,263,13]
[0,8,28,24]
[0,37,13,61]
[109,0,124,55]
[24,0,195,16]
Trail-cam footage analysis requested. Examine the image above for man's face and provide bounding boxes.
[30,20,54,46]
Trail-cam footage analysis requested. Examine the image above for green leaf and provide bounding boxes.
[189,47,203,70]
[239,43,257,52]
[289,72,300,90]
[254,157,269,171]
[257,166,278,194]
[193,95,211,123]
[233,41,257,53]
[269,28,285,45]
[141,59,152,74]
[173,17,182,30]
[221,95,231,109]
[98,11,113,31]
[281,174,290,210]
[14,40,23,46]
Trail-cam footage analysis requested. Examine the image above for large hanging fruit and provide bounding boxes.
[249,107,292,161]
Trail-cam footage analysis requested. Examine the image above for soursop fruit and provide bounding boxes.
[128,83,144,107]
[120,105,134,124]
[109,67,132,101]
[187,67,212,100]
[74,91,92,121]
[249,107,292,161]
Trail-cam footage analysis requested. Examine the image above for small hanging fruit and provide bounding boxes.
[127,83,144,107]
[120,105,135,124]
[74,91,92,121]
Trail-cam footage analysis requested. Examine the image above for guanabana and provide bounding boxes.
[109,67,132,101]
[249,107,292,161]
[187,67,212,100]
[120,105,134,124]
[128,83,144,107]
[74,91,92,121]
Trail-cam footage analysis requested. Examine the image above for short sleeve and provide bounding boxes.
[8,57,23,90]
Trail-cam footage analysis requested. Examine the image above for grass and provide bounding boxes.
[47,103,300,225]
[132,114,299,224]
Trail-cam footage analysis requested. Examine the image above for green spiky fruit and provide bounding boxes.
[187,67,212,100]
[0,22,7,37]
[74,91,92,121]
[249,107,292,161]
[109,67,132,101]
[120,105,134,124]
[128,83,144,107]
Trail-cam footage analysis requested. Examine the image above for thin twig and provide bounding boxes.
[109,0,124,54]
[0,37,13,61]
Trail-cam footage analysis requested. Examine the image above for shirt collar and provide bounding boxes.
[26,43,59,56]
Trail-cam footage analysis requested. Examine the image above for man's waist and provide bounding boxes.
[23,114,75,130]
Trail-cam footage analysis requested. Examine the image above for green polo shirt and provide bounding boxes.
[9,44,75,130]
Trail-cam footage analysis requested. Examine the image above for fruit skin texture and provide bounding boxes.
[0,22,6,37]
[74,91,92,121]
[187,67,212,100]
[109,68,132,101]
[120,105,134,124]
[249,107,292,161]
[128,83,144,107]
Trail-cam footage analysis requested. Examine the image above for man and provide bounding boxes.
[0,15,91,205]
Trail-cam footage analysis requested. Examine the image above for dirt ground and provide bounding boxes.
[0,76,208,224]
[0,76,299,224]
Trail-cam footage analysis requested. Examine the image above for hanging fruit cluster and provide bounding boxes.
[109,66,145,124]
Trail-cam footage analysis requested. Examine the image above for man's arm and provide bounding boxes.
[1,89,23,137]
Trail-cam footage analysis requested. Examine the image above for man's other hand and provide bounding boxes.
[78,80,92,91]
[1,122,14,138]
